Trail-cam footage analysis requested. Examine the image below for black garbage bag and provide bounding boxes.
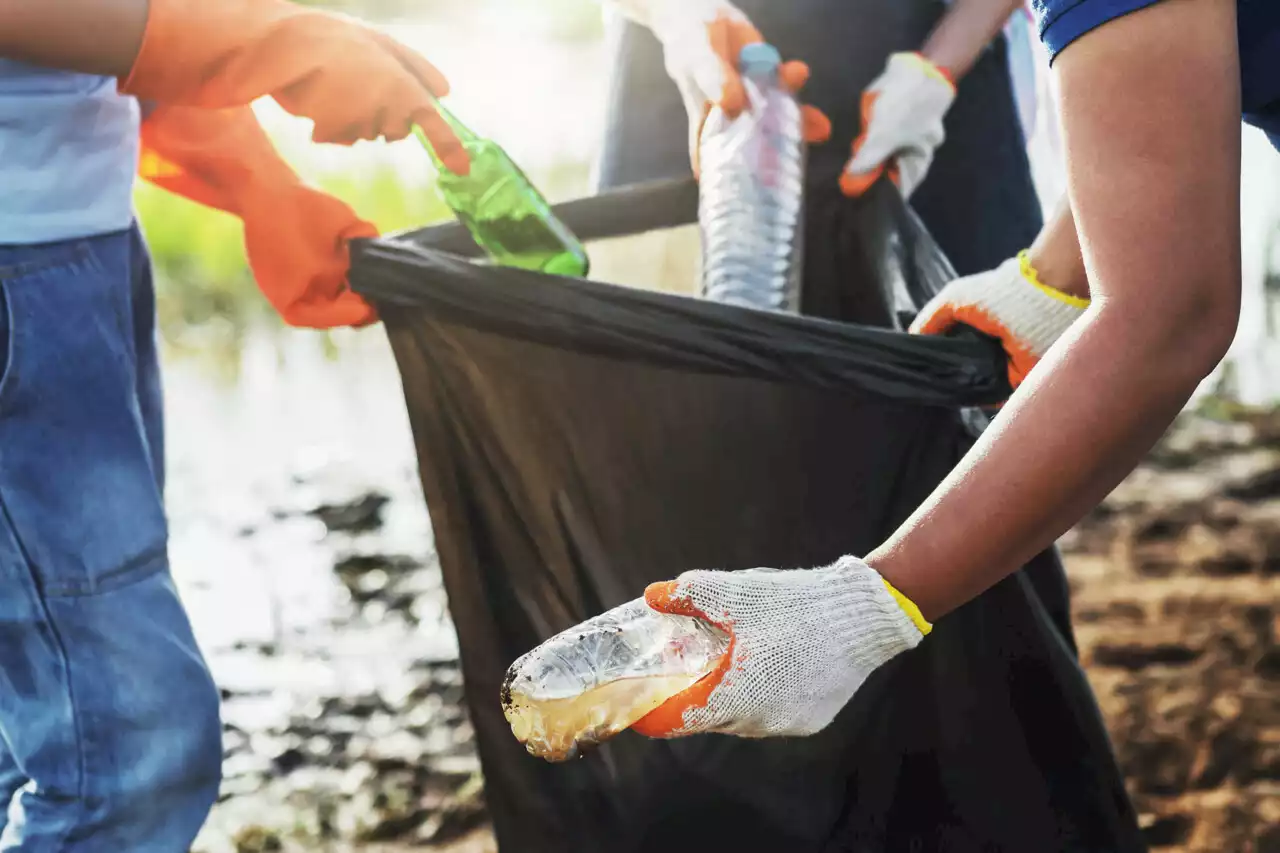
[348,179,1146,853]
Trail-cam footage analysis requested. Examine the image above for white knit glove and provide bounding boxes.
[840,52,957,199]
[610,0,746,119]
[910,252,1091,389]
[629,556,930,739]
[606,0,829,172]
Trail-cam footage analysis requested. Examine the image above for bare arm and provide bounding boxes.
[920,0,1026,80]
[868,0,1242,620]
[0,0,147,77]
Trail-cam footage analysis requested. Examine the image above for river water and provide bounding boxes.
[163,330,489,851]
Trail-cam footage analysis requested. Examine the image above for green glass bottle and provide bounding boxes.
[415,102,590,277]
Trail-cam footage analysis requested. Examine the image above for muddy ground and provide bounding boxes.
[1062,409,1280,852]
[197,409,1279,853]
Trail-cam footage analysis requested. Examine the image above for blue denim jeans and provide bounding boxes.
[0,225,222,850]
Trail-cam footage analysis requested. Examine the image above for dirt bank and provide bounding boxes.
[1063,410,1280,852]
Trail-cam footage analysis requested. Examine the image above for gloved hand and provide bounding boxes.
[910,252,1091,389]
[139,104,378,329]
[615,0,831,174]
[840,52,956,199]
[119,0,468,173]
[630,556,930,739]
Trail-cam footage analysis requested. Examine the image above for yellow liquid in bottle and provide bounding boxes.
[504,673,701,762]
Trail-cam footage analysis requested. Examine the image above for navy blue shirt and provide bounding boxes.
[1033,0,1280,145]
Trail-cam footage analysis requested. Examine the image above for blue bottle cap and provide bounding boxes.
[738,42,782,77]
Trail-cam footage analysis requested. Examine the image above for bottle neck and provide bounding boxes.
[741,63,779,88]
[432,99,479,144]
[416,97,480,173]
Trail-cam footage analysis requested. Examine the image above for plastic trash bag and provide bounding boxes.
[348,178,1146,853]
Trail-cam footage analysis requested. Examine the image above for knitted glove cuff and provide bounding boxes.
[823,557,929,666]
[898,51,956,93]
[1003,251,1090,358]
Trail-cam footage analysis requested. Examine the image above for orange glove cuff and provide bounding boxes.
[910,52,956,90]
[121,0,466,166]
[120,0,295,107]
[139,105,378,329]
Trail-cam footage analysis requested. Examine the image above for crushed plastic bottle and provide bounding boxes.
[698,42,807,313]
[501,597,729,762]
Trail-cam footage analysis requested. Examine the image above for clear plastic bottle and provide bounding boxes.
[501,598,729,762]
[698,42,807,312]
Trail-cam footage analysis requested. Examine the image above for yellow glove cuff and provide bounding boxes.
[882,578,932,636]
[1017,250,1090,310]
[899,51,956,94]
